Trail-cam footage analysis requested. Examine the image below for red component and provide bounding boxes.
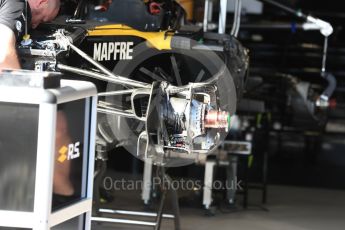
[95,0,112,11]
[149,2,161,15]
[329,99,337,109]
[204,110,230,129]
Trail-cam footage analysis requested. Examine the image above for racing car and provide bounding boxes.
[18,0,249,166]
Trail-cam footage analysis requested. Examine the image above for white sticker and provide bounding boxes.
[16,20,22,32]
[93,42,134,61]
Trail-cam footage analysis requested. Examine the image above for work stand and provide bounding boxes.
[92,139,181,230]
[203,140,269,215]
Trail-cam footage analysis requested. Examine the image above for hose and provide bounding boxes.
[234,0,242,37]
[321,72,337,100]
[231,0,241,37]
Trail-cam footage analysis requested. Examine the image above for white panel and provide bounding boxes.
[33,104,57,230]
[227,0,263,14]
[0,211,35,228]
[50,199,92,227]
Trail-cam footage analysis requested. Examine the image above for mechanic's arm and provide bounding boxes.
[0,24,21,70]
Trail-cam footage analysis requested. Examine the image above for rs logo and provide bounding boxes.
[58,142,81,163]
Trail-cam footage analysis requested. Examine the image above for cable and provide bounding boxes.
[230,0,236,36]
[230,0,240,36]
[321,36,328,74]
[320,72,337,101]
[258,0,307,19]
[234,0,242,37]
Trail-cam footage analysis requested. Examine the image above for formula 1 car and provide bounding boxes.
[17,0,249,166]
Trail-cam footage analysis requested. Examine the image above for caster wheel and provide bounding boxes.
[143,202,154,212]
[99,188,114,204]
[205,206,216,216]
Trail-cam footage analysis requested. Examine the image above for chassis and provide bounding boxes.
[18,0,249,166]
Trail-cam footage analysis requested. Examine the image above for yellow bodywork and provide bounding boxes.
[87,24,174,50]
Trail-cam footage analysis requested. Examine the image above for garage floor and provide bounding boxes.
[91,184,345,230]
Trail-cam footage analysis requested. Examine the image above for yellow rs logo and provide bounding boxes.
[58,146,68,163]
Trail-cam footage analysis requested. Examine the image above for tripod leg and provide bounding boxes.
[166,175,181,230]
[93,159,107,216]
[227,155,238,206]
[155,190,167,230]
[155,168,167,230]
[262,151,268,204]
[154,167,181,230]
[93,159,101,216]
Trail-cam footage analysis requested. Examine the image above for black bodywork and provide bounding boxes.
[21,0,249,102]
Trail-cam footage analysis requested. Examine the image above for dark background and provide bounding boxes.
[104,0,345,190]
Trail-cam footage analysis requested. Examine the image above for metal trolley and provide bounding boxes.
[0,70,97,230]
